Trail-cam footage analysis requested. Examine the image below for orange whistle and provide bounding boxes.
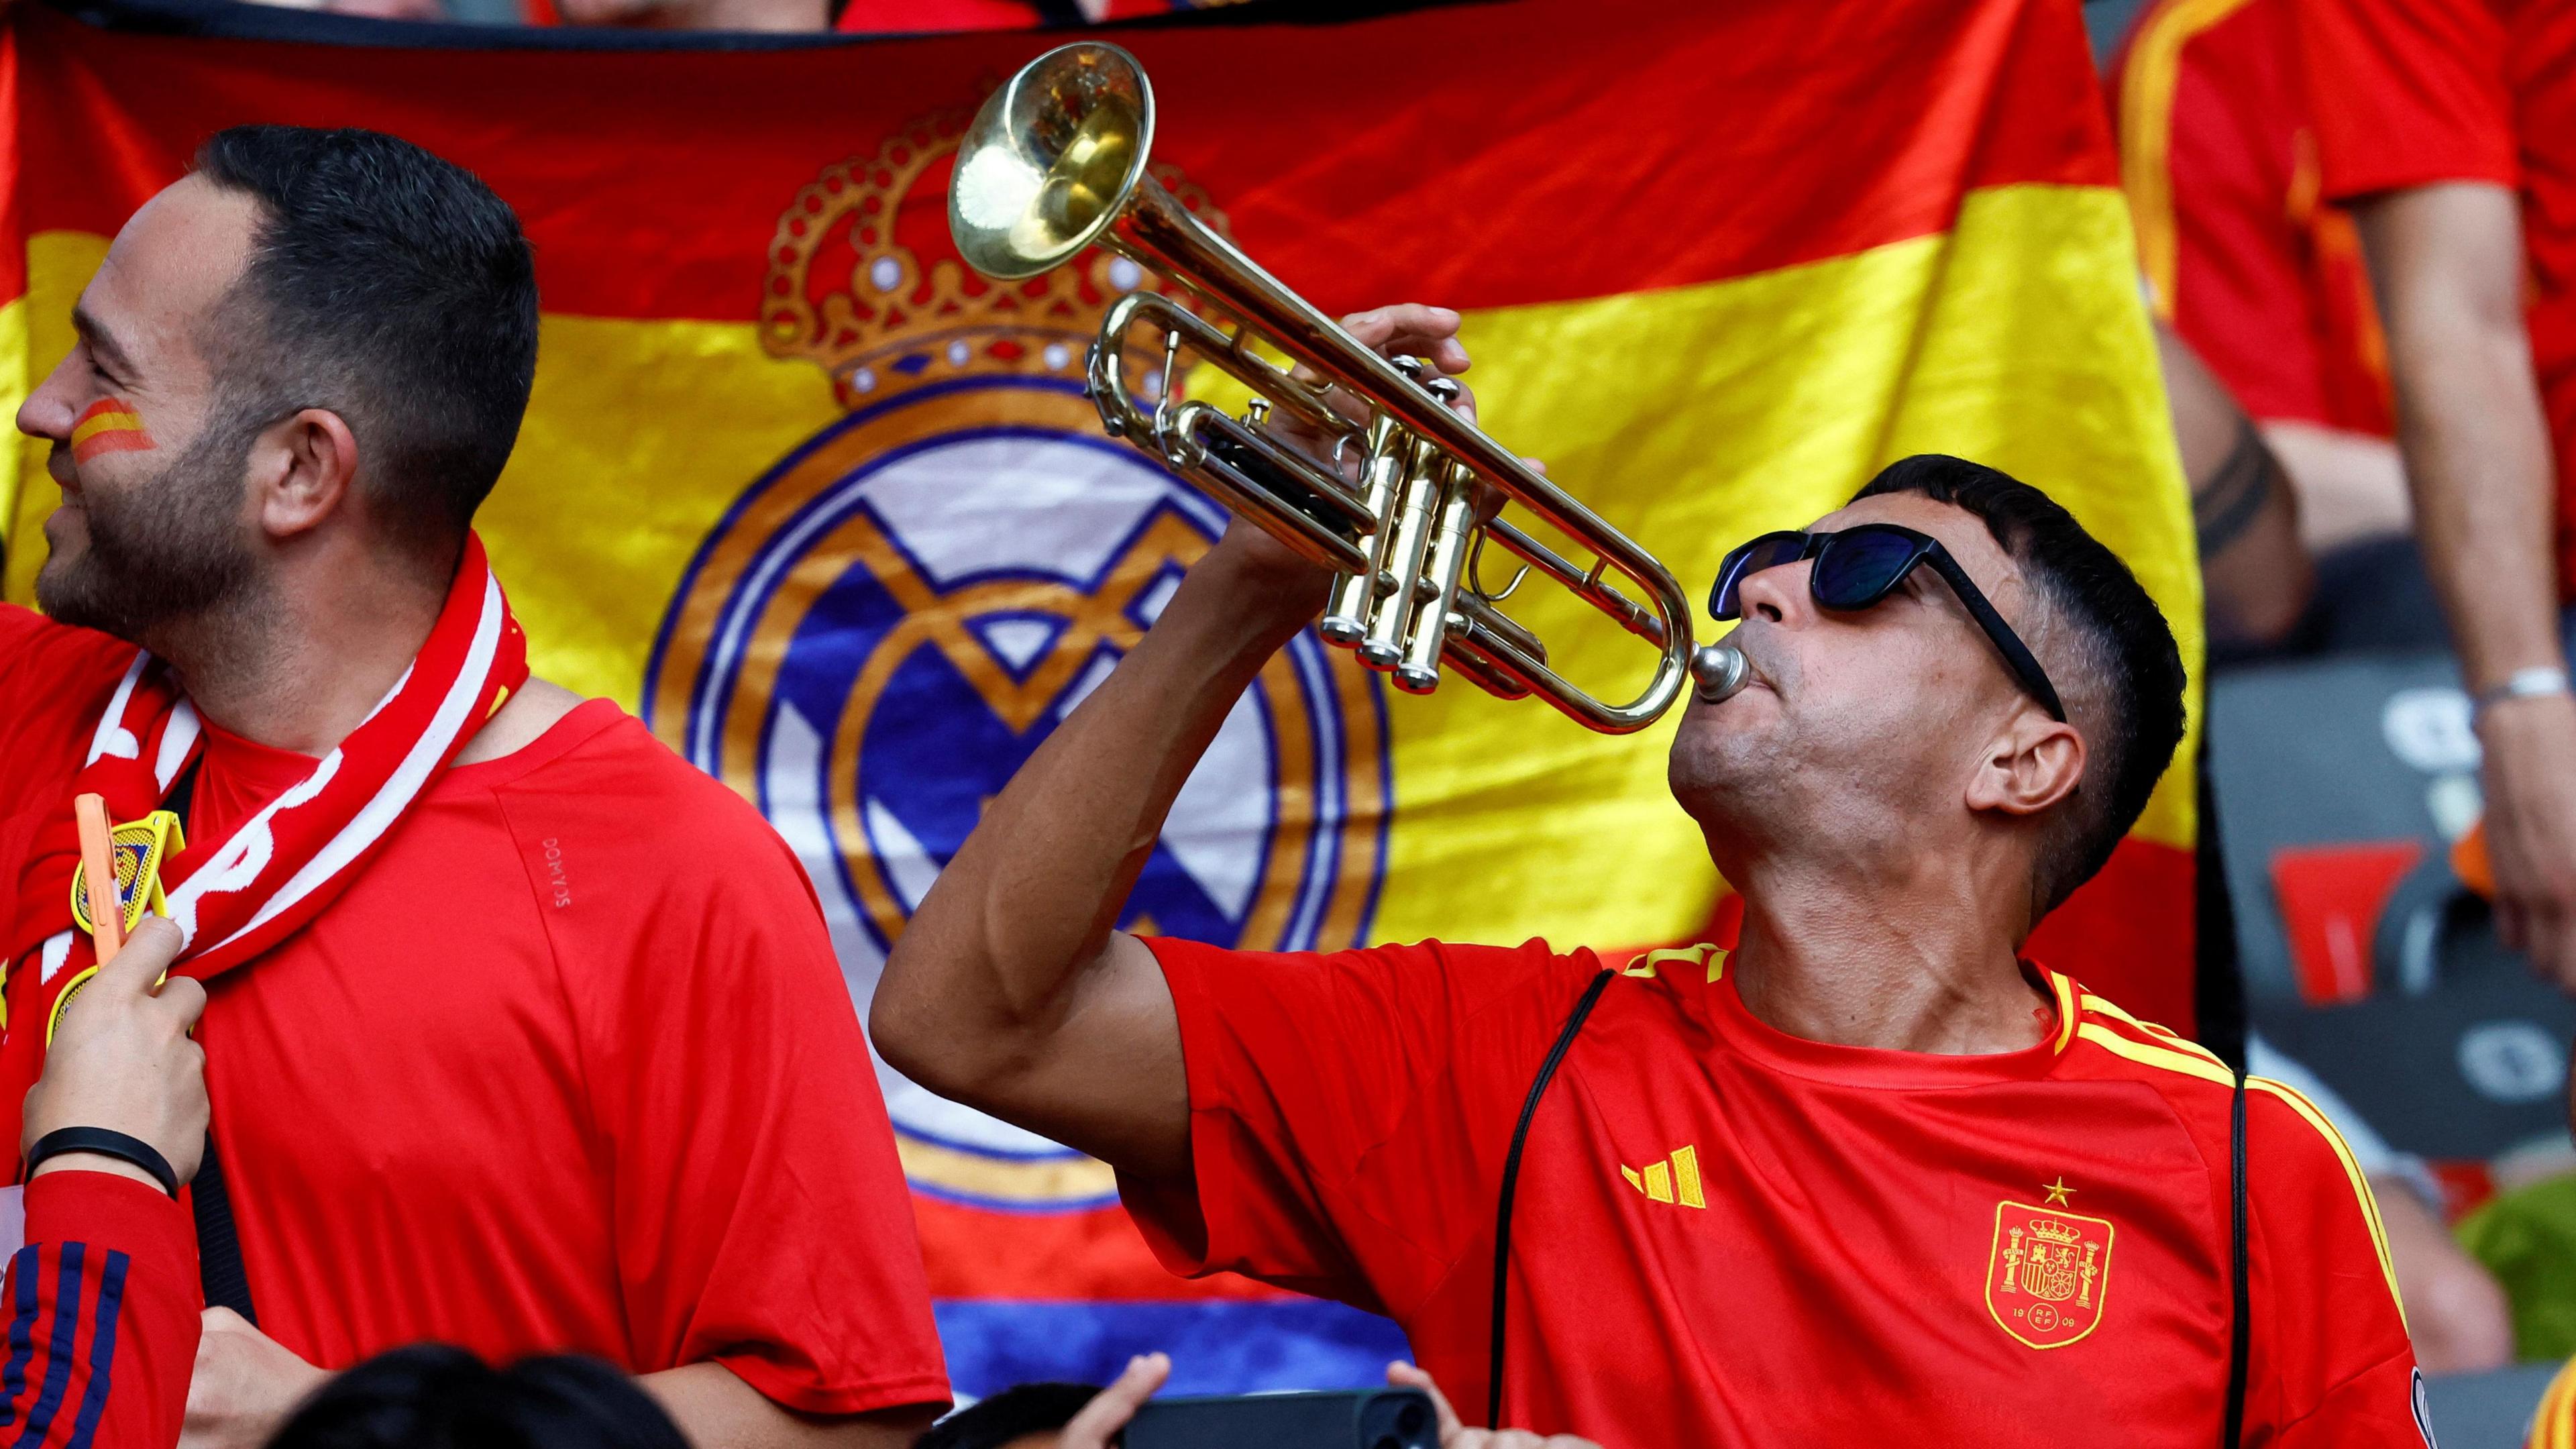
[73,793,123,958]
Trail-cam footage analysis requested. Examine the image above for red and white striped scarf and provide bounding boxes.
[0,534,528,1167]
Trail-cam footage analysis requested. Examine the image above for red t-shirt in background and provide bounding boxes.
[2295,0,2576,586]
[2114,0,2394,435]
[0,606,948,1415]
[1128,936,2426,1448]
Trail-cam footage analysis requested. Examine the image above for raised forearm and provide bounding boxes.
[873,303,1463,1168]
[932,549,1311,1016]
[873,533,1324,1112]
[2361,184,2560,684]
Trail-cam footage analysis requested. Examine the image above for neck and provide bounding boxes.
[151,553,445,757]
[1725,845,2051,1057]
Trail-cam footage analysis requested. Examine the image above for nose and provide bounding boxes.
[17,350,85,445]
[1727,559,1813,626]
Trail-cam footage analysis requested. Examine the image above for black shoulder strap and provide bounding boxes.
[192,1138,257,1324]
[160,761,257,1326]
[1487,967,1613,1430]
[2222,1069,2249,1448]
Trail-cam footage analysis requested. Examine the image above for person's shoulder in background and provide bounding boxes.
[476,696,808,881]
[0,602,139,711]
[0,603,144,812]
[465,697,840,966]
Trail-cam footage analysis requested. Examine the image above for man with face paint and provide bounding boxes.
[0,128,946,1447]
[872,307,2430,1448]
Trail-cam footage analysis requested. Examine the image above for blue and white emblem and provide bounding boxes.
[648,128,1387,1210]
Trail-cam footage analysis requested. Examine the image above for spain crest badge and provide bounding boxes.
[67,810,185,938]
[1984,1197,2115,1349]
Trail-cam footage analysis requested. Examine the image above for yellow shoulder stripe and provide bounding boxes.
[2076,1020,2234,1087]
[2079,993,2225,1066]
[2247,1075,2402,1326]
[2070,1025,2405,1328]
[2116,0,2261,319]
[2050,972,2080,1053]
[1621,943,1727,981]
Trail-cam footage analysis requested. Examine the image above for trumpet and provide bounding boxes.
[949,41,1748,732]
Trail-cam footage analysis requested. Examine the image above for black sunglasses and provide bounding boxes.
[1709,524,2067,722]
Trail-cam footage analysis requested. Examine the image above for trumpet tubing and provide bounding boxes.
[951,41,1704,733]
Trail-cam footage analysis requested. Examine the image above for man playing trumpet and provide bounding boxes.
[873,304,2428,1446]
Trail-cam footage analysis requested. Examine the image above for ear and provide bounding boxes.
[1964,709,2086,819]
[247,409,360,541]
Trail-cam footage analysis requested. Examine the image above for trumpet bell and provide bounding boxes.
[951,42,1155,281]
[945,42,1700,732]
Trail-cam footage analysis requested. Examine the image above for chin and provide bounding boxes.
[32,553,72,610]
[1673,687,1801,798]
[1669,729,1756,805]
[33,551,112,635]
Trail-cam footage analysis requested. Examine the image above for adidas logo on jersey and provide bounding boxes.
[1619,1144,1707,1208]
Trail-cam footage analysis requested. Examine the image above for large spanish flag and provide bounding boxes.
[0,0,2198,1394]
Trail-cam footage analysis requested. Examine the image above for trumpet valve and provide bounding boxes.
[1393,665,1440,695]
[1318,614,1366,646]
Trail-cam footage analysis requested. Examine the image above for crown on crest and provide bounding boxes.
[2027,1216,2086,1246]
[761,104,1233,409]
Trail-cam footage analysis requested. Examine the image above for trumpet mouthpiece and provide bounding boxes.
[1690,643,1750,704]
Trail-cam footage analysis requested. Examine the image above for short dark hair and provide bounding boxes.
[916,1382,1103,1449]
[266,1345,687,1449]
[1852,454,2187,916]
[193,125,537,556]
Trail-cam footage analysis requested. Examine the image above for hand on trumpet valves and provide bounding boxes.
[1209,301,1482,597]
[1262,303,1481,476]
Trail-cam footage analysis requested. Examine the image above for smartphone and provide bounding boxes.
[1120,1387,1438,1449]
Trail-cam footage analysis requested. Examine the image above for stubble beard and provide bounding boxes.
[38,413,260,645]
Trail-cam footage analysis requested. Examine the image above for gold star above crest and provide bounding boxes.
[2043,1177,2076,1205]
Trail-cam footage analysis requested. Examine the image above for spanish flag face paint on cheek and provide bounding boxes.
[70,396,154,464]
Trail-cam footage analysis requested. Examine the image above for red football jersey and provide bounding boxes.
[2114,0,2394,435]
[2294,0,2576,590]
[0,606,948,1415]
[1127,936,2426,1447]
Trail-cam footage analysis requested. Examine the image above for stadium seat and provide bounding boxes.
[2209,653,2576,1163]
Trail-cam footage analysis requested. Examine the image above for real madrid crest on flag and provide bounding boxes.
[1984,1195,2116,1349]
[646,105,1389,1213]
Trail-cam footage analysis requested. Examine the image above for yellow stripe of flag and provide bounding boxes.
[9,179,2191,957]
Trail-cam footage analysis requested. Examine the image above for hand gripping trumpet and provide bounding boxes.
[949,41,1750,731]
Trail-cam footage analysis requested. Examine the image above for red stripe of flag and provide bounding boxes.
[7,0,2113,321]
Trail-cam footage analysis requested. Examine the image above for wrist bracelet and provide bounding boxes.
[25,1127,178,1199]
[2475,666,2573,716]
